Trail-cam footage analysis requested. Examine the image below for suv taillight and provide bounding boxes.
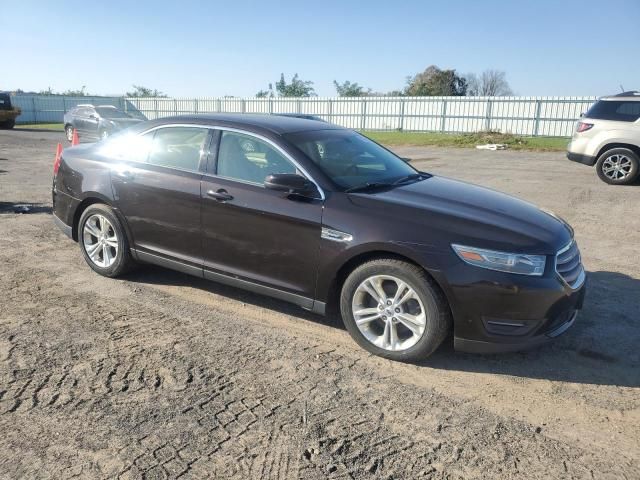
[576,122,594,133]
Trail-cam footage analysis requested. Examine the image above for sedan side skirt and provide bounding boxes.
[133,249,319,313]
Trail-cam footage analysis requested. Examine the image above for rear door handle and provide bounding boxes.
[206,189,233,202]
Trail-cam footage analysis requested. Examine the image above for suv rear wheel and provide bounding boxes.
[340,259,451,362]
[595,148,639,185]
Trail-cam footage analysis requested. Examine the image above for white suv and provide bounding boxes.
[567,92,640,185]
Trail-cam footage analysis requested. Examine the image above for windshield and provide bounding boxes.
[284,129,417,190]
[96,107,132,119]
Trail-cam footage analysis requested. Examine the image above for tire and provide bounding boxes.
[78,204,135,277]
[0,119,15,129]
[340,258,451,362]
[65,125,74,143]
[595,148,639,185]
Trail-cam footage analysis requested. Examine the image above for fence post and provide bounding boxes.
[533,99,542,136]
[399,98,405,131]
[297,99,302,114]
[154,98,159,120]
[361,99,367,130]
[32,97,37,124]
[194,98,198,114]
[485,99,493,131]
[440,99,447,132]
[241,98,246,113]
[327,98,333,123]
[62,96,67,115]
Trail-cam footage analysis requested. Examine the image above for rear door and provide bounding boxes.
[201,129,324,302]
[110,125,212,273]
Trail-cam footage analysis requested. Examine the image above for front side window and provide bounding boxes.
[147,127,208,171]
[217,131,296,184]
[284,129,417,190]
[585,101,640,122]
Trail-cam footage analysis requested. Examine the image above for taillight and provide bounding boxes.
[576,122,594,133]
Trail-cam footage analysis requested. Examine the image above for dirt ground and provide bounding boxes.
[0,129,638,479]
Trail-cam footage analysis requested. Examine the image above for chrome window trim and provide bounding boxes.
[554,239,586,290]
[133,124,326,200]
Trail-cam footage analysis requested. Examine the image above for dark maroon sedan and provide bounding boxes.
[52,114,585,361]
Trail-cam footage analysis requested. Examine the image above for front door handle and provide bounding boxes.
[206,189,233,202]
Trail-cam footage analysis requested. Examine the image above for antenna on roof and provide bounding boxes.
[620,84,625,92]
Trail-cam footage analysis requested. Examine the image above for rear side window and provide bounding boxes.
[585,101,640,122]
[147,127,208,171]
[216,131,296,184]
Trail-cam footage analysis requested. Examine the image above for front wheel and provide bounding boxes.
[340,259,451,362]
[595,148,639,185]
[78,204,135,277]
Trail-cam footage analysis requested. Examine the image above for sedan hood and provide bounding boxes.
[350,175,572,254]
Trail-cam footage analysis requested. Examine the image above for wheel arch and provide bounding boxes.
[72,195,133,249]
[596,142,640,160]
[324,249,452,320]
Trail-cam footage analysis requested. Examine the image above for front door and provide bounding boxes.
[110,126,211,271]
[201,129,323,301]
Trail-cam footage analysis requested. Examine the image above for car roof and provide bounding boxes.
[157,113,342,134]
[601,91,640,101]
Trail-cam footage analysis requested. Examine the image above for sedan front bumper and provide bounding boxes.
[433,258,587,354]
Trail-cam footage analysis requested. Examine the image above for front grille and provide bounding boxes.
[555,240,585,288]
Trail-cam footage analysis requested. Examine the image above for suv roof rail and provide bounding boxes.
[95,104,117,108]
[613,91,639,97]
[75,103,95,107]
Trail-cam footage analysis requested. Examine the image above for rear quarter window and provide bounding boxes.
[585,101,640,122]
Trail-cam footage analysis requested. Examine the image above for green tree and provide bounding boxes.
[405,65,467,96]
[274,74,315,97]
[333,80,370,97]
[125,85,168,98]
[62,86,89,96]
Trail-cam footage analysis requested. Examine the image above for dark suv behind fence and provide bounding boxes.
[63,104,142,142]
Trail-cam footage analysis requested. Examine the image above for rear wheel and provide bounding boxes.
[65,125,74,142]
[340,258,451,362]
[0,119,15,129]
[595,148,639,185]
[78,204,135,277]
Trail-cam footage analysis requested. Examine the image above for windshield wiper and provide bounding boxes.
[392,173,428,185]
[344,182,394,193]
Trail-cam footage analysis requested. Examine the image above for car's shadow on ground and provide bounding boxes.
[0,201,52,214]
[126,267,639,388]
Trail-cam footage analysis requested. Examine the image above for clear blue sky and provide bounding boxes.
[4,0,639,97]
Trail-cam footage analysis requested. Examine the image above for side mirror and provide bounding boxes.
[264,173,317,196]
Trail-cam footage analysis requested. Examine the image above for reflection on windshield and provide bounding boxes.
[284,130,418,190]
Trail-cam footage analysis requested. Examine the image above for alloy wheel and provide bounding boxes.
[65,126,74,142]
[351,275,427,351]
[83,214,118,268]
[602,154,633,181]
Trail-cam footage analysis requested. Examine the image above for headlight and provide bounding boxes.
[452,244,546,276]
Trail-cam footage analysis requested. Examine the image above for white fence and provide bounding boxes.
[12,94,597,137]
